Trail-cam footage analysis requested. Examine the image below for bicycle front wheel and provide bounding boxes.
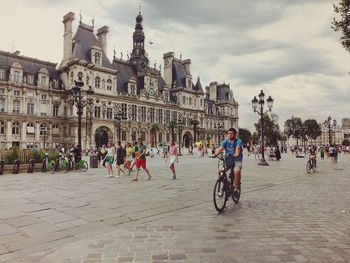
[312,161,316,173]
[79,161,88,172]
[213,179,227,213]
[306,161,311,173]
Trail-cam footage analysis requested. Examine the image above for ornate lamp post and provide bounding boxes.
[114,111,127,141]
[324,116,337,146]
[177,118,185,156]
[214,122,224,145]
[69,73,94,150]
[252,90,273,166]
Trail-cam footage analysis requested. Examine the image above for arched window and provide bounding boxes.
[189,97,192,106]
[102,79,105,89]
[106,79,112,90]
[140,128,146,141]
[158,132,163,144]
[121,127,127,141]
[12,122,20,134]
[26,123,35,134]
[95,77,100,89]
[131,129,137,142]
[183,96,186,104]
[0,121,5,134]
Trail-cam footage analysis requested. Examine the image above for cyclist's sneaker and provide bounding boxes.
[233,190,240,202]
[217,191,224,197]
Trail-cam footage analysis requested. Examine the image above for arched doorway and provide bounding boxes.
[183,131,193,148]
[95,126,112,147]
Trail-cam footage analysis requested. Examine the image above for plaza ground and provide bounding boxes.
[0,152,349,262]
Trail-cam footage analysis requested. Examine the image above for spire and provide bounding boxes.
[130,9,148,69]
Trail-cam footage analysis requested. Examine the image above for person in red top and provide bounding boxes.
[166,141,178,179]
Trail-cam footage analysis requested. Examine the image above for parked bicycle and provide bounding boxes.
[66,152,88,172]
[212,155,241,213]
[47,152,69,174]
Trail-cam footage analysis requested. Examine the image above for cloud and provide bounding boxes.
[0,0,349,132]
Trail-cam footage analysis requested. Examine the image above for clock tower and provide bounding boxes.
[130,11,149,71]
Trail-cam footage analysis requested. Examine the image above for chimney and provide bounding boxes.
[96,26,109,54]
[62,12,75,62]
[163,52,175,87]
[13,50,21,56]
[182,59,191,75]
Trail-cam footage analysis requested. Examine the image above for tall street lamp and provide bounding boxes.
[114,111,127,141]
[177,118,185,156]
[252,90,274,166]
[324,116,337,146]
[69,74,94,151]
[214,122,223,144]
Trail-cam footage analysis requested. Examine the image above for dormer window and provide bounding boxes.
[27,74,34,85]
[94,52,101,64]
[131,84,135,95]
[14,70,21,83]
[0,68,5,80]
[40,76,47,87]
[189,97,192,106]
[106,79,112,90]
[183,95,186,104]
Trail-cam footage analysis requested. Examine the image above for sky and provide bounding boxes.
[1,0,349,131]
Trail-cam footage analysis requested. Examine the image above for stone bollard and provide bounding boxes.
[28,159,35,173]
[13,160,20,174]
[0,160,4,175]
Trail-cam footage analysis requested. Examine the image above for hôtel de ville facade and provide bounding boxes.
[0,11,239,150]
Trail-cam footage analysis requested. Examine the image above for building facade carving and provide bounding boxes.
[0,11,239,150]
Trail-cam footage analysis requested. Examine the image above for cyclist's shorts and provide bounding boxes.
[234,161,243,171]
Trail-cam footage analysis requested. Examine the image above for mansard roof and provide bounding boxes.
[194,77,203,92]
[72,23,113,69]
[112,59,166,94]
[217,84,234,102]
[0,50,58,78]
[172,60,187,88]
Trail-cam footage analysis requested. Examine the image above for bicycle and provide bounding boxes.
[66,153,88,172]
[306,156,316,173]
[212,155,241,213]
[48,158,69,174]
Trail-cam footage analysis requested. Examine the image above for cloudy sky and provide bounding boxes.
[1,0,349,131]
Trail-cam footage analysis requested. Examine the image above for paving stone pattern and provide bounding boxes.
[0,152,349,262]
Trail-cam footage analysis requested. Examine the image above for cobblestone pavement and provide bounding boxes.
[0,153,349,262]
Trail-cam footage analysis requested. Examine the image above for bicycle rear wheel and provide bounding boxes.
[232,183,241,204]
[312,161,316,173]
[213,178,227,213]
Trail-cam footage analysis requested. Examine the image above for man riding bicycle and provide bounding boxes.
[309,145,317,167]
[215,128,243,201]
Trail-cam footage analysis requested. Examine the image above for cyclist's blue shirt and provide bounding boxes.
[221,139,243,161]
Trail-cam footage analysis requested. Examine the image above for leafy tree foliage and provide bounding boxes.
[255,114,282,146]
[303,119,322,140]
[333,0,350,54]
[238,128,252,145]
[284,116,302,139]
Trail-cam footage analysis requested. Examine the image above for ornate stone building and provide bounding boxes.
[0,11,239,150]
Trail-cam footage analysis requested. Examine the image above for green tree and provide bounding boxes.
[251,132,259,145]
[303,119,321,140]
[332,1,350,54]
[238,128,252,145]
[255,114,282,146]
[342,139,350,146]
[284,116,303,139]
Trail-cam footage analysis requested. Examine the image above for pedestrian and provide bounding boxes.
[275,146,281,161]
[115,141,125,178]
[166,140,178,179]
[103,142,115,178]
[132,138,152,181]
[124,142,133,175]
